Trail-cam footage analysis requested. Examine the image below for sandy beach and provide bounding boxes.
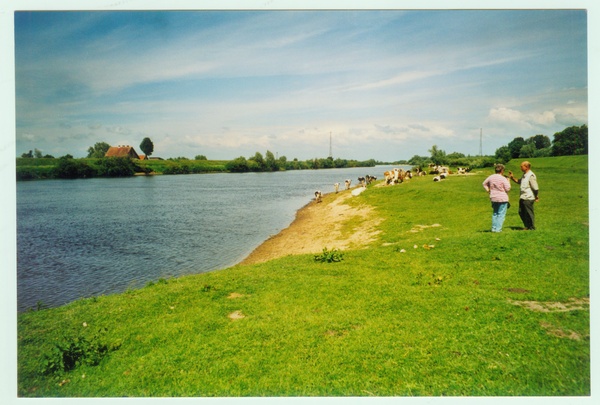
[239,189,383,265]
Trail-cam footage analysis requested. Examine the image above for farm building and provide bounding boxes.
[104,146,140,159]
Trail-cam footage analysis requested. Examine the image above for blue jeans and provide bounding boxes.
[491,202,508,232]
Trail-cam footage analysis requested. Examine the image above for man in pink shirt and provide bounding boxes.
[482,164,511,233]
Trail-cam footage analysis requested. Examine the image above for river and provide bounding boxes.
[16,165,409,312]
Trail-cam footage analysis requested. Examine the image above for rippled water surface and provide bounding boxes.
[17,165,406,312]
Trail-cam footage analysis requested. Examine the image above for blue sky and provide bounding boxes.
[12,7,588,161]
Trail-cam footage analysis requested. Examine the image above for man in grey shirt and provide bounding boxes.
[509,161,539,230]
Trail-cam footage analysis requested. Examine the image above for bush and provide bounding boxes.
[226,156,249,172]
[534,147,551,158]
[40,329,120,375]
[54,158,95,179]
[16,166,56,180]
[94,157,138,177]
[314,247,344,263]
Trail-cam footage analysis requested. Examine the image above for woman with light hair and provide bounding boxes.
[482,164,511,233]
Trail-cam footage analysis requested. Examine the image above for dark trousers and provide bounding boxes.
[519,199,535,230]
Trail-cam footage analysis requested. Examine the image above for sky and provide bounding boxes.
[11,6,588,162]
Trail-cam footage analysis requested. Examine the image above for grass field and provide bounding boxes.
[16,156,589,397]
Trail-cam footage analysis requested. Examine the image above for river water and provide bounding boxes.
[16,165,408,313]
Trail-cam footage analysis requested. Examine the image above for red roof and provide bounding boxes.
[105,146,140,159]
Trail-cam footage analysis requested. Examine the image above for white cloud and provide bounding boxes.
[487,107,557,128]
[19,134,36,141]
[106,126,132,135]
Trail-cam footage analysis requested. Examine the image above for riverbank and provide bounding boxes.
[16,155,590,397]
[240,189,382,265]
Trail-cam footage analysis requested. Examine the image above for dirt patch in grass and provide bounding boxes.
[239,192,382,265]
[228,310,245,320]
[540,322,584,341]
[509,297,589,312]
[408,224,442,233]
[227,293,248,299]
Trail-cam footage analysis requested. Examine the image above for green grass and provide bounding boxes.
[17,156,589,397]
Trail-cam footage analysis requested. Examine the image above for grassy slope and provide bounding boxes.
[17,156,589,397]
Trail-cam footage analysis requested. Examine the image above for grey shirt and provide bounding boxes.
[519,170,539,200]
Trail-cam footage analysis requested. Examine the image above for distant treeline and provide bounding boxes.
[15,153,376,181]
[390,124,588,169]
[16,157,148,181]
[17,125,586,180]
[225,151,376,172]
[494,125,588,163]
[16,156,228,180]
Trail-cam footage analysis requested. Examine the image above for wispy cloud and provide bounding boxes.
[14,9,588,160]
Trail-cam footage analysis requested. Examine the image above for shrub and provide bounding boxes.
[54,158,95,179]
[225,156,249,172]
[94,157,137,177]
[314,247,344,263]
[39,329,120,375]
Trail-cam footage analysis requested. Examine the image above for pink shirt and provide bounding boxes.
[483,174,511,202]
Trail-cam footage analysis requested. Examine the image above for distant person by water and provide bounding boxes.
[509,161,539,231]
[482,164,511,233]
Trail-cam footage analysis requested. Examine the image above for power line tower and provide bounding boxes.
[479,128,483,156]
[329,131,332,158]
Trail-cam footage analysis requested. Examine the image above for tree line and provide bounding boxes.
[394,124,588,170]
[225,151,376,172]
[494,125,587,163]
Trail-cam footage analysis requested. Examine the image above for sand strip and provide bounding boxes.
[239,189,382,265]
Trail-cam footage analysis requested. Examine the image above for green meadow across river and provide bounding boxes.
[17,156,589,397]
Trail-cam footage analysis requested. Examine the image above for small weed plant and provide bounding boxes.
[314,247,344,263]
[40,328,120,375]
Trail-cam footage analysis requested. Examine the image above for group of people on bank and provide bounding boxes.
[482,161,539,233]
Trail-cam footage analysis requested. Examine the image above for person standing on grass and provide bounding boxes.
[483,164,511,233]
[509,161,539,230]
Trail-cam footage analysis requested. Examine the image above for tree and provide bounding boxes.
[446,152,465,159]
[533,147,551,158]
[408,155,426,166]
[34,148,43,158]
[527,134,551,150]
[225,156,249,172]
[519,143,537,158]
[21,150,33,158]
[248,152,265,171]
[139,137,154,159]
[507,137,525,159]
[551,125,588,156]
[428,145,447,165]
[42,154,55,159]
[265,150,279,171]
[494,146,512,163]
[87,142,111,158]
[195,155,207,160]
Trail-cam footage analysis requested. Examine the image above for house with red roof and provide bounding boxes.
[104,145,140,159]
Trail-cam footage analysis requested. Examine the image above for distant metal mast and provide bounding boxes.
[329,131,332,158]
[479,128,483,156]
